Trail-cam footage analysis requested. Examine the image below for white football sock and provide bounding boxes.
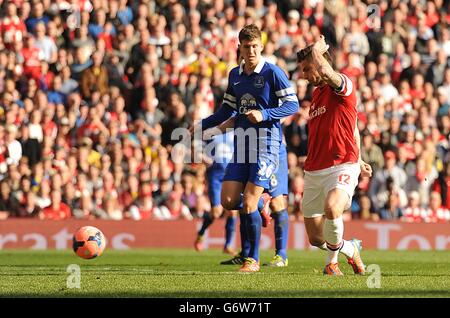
[324,216,344,264]
[339,240,355,259]
[317,242,327,251]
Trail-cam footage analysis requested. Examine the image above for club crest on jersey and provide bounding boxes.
[309,105,327,119]
[254,76,265,88]
[239,93,257,114]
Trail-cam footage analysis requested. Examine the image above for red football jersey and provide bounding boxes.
[0,16,26,45]
[304,73,359,171]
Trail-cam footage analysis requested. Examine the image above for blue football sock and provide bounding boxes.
[239,213,250,257]
[224,216,236,249]
[198,212,213,236]
[272,209,289,260]
[257,196,265,212]
[247,210,262,261]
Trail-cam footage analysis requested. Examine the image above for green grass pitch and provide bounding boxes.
[0,249,448,298]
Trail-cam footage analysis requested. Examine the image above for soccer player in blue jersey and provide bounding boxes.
[264,141,290,267]
[222,143,290,267]
[206,118,290,267]
[197,24,299,272]
[194,130,238,255]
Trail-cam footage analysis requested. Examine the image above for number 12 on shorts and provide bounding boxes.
[338,174,350,185]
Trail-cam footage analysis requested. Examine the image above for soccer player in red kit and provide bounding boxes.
[297,36,372,276]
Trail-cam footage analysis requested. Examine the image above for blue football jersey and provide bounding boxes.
[222,58,299,163]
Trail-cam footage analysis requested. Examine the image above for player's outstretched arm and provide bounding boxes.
[217,117,236,132]
[200,104,236,131]
[203,117,236,140]
[310,35,342,89]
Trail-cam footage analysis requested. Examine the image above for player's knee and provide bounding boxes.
[324,198,347,218]
[221,197,238,211]
[242,198,258,213]
[324,189,349,218]
[270,197,286,212]
[309,238,325,247]
[211,206,222,219]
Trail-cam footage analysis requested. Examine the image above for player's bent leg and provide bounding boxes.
[242,182,265,213]
[221,182,250,258]
[223,209,238,255]
[238,182,265,272]
[324,188,349,219]
[211,205,223,219]
[221,181,244,211]
[195,205,223,252]
[302,183,327,249]
[264,195,289,267]
[303,212,364,274]
[269,195,286,213]
[323,188,366,275]
[303,216,327,250]
[220,210,240,260]
[322,188,348,274]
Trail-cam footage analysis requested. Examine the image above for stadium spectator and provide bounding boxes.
[81,51,109,99]
[25,2,50,33]
[288,173,304,221]
[405,155,438,207]
[0,0,446,224]
[34,22,57,64]
[402,191,427,223]
[284,105,308,157]
[379,192,404,220]
[369,151,408,211]
[0,179,17,219]
[351,193,379,221]
[424,191,450,223]
[40,189,71,220]
[0,3,26,49]
[361,129,385,175]
[16,191,40,218]
[5,124,22,166]
[19,124,41,167]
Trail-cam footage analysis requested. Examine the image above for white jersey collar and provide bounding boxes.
[239,57,266,75]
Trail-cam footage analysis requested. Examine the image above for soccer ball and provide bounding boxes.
[72,226,106,259]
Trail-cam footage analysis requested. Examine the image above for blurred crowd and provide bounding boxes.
[0,0,449,223]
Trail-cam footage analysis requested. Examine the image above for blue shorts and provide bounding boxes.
[207,166,226,208]
[223,155,279,190]
[268,146,288,198]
